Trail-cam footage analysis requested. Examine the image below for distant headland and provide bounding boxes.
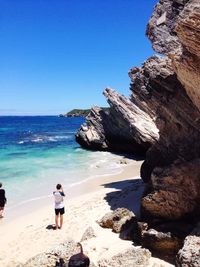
[59,108,109,117]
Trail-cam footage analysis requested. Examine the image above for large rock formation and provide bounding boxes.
[129,54,200,182]
[76,89,159,154]
[140,0,200,220]
[146,0,188,54]
[141,160,200,220]
[76,0,200,220]
[97,208,138,240]
[76,0,200,263]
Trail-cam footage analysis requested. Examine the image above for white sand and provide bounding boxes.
[0,160,174,267]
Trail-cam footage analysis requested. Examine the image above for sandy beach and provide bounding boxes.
[0,159,174,267]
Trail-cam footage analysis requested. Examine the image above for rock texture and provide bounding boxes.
[173,0,200,113]
[141,160,200,220]
[98,208,137,235]
[139,0,200,221]
[97,247,151,267]
[130,54,200,184]
[146,0,188,54]
[76,89,159,154]
[21,240,82,267]
[142,228,183,257]
[176,223,200,267]
[140,221,193,257]
[81,226,96,242]
[76,0,200,263]
[143,228,182,255]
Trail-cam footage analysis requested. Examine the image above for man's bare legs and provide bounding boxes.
[55,214,63,229]
[55,214,59,229]
[60,215,63,229]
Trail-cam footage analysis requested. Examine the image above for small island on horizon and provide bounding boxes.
[59,107,109,117]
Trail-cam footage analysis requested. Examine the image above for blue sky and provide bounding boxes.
[0,0,158,115]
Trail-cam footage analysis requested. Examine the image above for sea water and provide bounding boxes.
[0,116,124,211]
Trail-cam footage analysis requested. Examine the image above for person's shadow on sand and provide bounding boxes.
[46,224,57,230]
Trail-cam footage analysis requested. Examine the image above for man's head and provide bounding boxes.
[56,184,62,190]
[0,183,2,188]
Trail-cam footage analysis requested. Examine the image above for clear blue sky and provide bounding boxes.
[0,0,158,115]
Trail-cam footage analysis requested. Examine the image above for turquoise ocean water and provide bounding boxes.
[0,116,124,211]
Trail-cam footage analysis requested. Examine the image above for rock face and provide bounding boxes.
[21,240,93,267]
[173,0,200,112]
[139,0,200,221]
[176,223,200,267]
[146,0,186,54]
[81,226,96,242]
[141,160,200,220]
[98,208,137,236]
[76,89,159,154]
[141,221,193,258]
[142,228,182,257]
[21,240,79,267]
[130,54,200,184]
[97,247,151,267]
[76,0,200,263]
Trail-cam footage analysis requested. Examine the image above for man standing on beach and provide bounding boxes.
[53,184,65,229]
[0,182,7,218]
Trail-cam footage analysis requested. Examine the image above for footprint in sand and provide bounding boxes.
[26,224,33,228]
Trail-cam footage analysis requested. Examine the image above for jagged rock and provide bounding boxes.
[140,221,193,259]
[141,160,200,220]
[76,106,108,151]
[176,223,200,267]
[21,240,82,267]
[97,247,151,267]
[81,226,96,242]
[129,55,200,183]
[76,89,159,155]
[98,208,136,232]
[75,0,200,262]
[98,208,138,240]
[146,0,188,55]
[172,0,200,112]
[176,0,200,57]
[132,221,149,244]
[103,88,158,146]
[142,228,182,256]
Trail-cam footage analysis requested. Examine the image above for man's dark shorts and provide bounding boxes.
[55,207,65,215]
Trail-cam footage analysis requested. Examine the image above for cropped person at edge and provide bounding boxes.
[0,182,7,218]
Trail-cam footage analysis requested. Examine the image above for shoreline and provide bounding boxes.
[0,159,174,267]
[0,159,142,265]
[3,158,142,221]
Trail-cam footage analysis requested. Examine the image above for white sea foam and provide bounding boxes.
[69,168,123,188]
[52,135,71,140]
[4,144,133,211]
[18,141,25,144]
[32,137,44,143]
[17,134,72,145]
[7,194,52,210]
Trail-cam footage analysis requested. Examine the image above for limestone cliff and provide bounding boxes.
[141,0,200,219]
[76,89,159,154]
[76,1,200,264]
